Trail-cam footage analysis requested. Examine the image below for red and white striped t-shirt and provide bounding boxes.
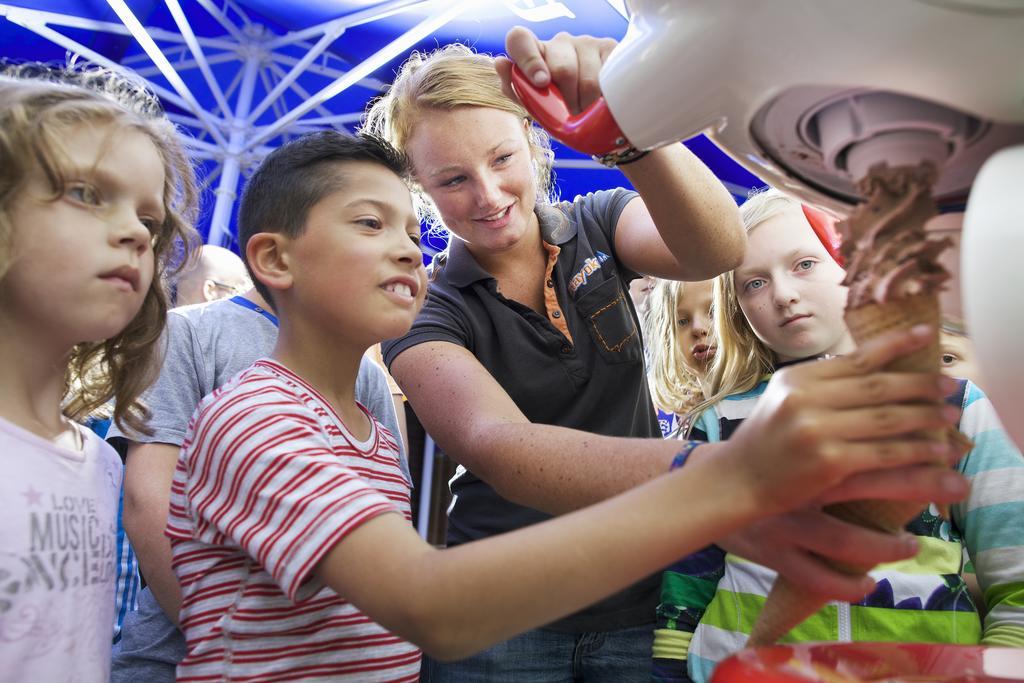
[166,359,420,681]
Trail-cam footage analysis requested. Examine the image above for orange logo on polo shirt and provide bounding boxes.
[568,251,610,294]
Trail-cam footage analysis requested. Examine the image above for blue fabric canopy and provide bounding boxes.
[0,0,763,250]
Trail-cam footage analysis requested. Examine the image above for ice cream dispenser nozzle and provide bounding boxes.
[805,91,979,186]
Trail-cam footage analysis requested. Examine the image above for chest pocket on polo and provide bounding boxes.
[574,276,641,365]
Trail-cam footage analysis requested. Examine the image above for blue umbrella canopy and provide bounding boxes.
[0,0,762,252]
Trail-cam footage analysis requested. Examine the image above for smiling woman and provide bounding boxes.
[406,106,540,261]
[359,28,748,680]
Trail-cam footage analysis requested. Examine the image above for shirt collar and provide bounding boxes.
[438,202,578,288]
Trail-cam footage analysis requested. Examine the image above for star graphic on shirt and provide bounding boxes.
[21,486,43,506]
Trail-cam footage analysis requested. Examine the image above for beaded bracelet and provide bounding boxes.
[592,146,650,168]
[669,440,703,471]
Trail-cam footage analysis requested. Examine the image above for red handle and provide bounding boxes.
[509,64,630,156]
[802,204,844,267]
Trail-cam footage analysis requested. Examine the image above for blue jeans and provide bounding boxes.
[110,588,185,682]
[421,622,654,682]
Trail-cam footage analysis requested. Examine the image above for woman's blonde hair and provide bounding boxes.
[643,278,705,416]
[686,188,798,431]
[0,72,200,434]
[361,43,556,234]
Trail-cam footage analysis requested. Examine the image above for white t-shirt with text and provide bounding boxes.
[0,416,122,681]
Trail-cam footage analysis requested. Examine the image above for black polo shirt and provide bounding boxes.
[383,189,661,632]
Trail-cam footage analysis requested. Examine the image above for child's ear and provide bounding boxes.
[246,232,293,296]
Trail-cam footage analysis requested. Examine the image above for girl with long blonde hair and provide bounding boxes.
[643,277,716,436]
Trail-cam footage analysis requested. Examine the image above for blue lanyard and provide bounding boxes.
[230,295,278,328]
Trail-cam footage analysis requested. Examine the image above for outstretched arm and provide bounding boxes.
[391,328,969,602]
[329,327,967,660]
[495,27,746,281]
[317,448,753,661]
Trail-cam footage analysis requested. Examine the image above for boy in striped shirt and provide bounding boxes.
[165,132,425,681]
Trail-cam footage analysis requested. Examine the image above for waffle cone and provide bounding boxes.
[748,294,949,646]
[843,294,942,374]
[824,294,946,544]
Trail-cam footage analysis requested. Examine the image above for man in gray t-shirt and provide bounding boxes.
[108,290,408,681]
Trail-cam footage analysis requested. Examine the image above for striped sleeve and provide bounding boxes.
[168,377,398,604]
[953,380,1024,646]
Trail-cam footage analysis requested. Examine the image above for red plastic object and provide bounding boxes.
[711,642,1024,682]
[509,64,630,156]
[802,204,844,267]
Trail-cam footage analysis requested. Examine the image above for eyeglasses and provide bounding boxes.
[207,278,251,297]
